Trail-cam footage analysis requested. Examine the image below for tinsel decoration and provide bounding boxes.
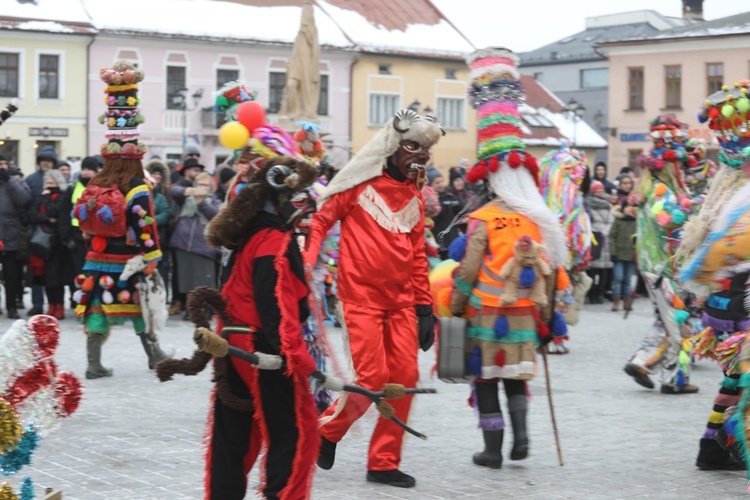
[0,401,21,455]
[53,373,82,418]
[0,430,38,475]
[13,388,58,438]
[0,482,18,500]
[0,323,35,389]
[27,316,59,360]
[3,360,56,409]
[20,478,32,500]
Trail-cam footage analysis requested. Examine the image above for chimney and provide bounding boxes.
[683,0,704,21]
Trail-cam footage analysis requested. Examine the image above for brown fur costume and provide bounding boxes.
[205,157,318,248]
[155,286,252,412]
[498,235,552,307]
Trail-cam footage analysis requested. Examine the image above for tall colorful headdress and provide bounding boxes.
[637,113,692,175]
[465,47,538,185]
[98,60,146,159]
[698,80,750,168]
[214,81,256,122]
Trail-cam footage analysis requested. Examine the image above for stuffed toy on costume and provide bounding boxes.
[498,235,551,307]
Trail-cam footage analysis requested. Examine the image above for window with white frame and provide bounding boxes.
[0,52,20,98]
[437,97,465,130]
[39,54,59,99]
[369,93,400,126]
[268,72,286,114]
[166,65,186,110]
[216,68,239,90]
[317,74,329,116]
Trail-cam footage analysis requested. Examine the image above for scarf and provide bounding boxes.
[180,195,209,225]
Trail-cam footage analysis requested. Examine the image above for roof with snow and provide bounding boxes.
[598,11,750,45]
[1,0,474,58]
[0,0,95,34]
[519,75,607,149]
[520,10,686,66]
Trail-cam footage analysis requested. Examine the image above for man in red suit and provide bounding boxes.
[304,109,444,488]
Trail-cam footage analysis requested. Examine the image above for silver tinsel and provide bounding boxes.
[467,87,526,109]
[0,321,35,388]
[15,387,61,437]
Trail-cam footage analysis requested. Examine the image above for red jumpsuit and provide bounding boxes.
[305,174,432,471]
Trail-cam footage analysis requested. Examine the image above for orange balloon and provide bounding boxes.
[654,183,668,197]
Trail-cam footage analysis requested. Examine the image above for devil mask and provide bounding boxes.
[387,140,431,188]
[266,163,317,235]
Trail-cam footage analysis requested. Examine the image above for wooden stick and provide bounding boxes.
[541,347,564,466]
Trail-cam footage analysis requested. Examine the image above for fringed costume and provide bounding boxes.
[676,81,750,481]
[72,60,165,379]
[538,145,593,352]
[449,47,570,469]
[623,114,702,394]
[304,108,443,488]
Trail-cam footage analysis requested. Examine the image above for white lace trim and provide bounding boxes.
[356,184,421,233]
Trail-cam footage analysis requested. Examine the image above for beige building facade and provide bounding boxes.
[350,54,476,174]
[603,30,750,170]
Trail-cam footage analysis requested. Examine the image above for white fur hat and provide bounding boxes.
[318,109,443,205]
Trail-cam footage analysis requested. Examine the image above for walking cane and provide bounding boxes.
[543,270,564,466]
[193,326,437,440]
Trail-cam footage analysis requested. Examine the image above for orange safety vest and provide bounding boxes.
[469,205,542,308]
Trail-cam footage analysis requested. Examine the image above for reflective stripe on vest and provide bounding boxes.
[71,181,85,227]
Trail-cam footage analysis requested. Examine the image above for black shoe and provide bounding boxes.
[317,436,336,470]
[6,309,19,320]
[697,437,745,470]
[624,363,654,389]
[660,384,699,394]
[366,469,416,488]
[27,307,42,317]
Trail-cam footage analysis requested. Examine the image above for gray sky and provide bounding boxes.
[433,0,750,52]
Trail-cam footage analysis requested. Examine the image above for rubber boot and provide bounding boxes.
[86,334,113,379]
[140,335,172,370]
[473,430,504,468]
[508,394,529,460]
[696,437,745,470]
[54,303,65,320]
[317,436,337,470]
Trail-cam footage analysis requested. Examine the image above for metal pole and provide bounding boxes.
[181,104,186,160]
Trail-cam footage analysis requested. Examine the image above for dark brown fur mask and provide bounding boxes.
[205,156,318,248]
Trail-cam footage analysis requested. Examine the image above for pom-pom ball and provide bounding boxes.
[722,104,735,118]
[671,209,686,226]
[102,291,113,305]
[98,276,115,290]
[118,290,131,303]
[653,183,668,197]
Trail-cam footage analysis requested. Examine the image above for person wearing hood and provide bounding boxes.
[60,156,101,310]
[28,170,70,319]
[593,161,616,194]
[585,181,614,304]
[26,145,58,203]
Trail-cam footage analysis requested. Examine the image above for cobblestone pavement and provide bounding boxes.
[4,298,747,499]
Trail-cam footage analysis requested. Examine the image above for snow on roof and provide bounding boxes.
[600,11,750,45]
[81,0,352,48]
[0,0,92,24]
[536,107,607,148]
[316,0,474,57]
[13,20,74,33]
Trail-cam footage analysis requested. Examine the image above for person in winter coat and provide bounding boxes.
[428,170,461,258]
[585,181,614,304]
[25,145,58,315]
[593,161,617,194]
[609,175,637,312]
[0,160,32,319]
[146,159,172,290]
[28,170,70,319]
[169,171,221,317]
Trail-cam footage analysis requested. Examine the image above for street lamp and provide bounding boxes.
[172,87,204,158]
[563,98,586,147]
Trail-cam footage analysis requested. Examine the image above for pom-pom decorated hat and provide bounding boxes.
[637,114,693,174]
[464,47,538,185]
[214,81,256,122]
[697,80,750,168]
[98,60,146,159]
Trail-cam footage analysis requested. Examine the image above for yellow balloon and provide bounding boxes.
[219,122,250,150]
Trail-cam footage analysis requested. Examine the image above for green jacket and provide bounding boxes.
[153,190,171,228]
[609,205,636,262]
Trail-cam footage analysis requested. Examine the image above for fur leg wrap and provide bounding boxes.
[478,412,506,431]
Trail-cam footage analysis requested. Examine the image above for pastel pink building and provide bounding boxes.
[85,0,356,171]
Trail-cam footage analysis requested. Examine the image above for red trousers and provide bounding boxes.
[319,302,419,471]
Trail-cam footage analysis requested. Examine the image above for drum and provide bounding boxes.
[438,317,472,383]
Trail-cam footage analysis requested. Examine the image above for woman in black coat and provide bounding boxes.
[28,170,70,319]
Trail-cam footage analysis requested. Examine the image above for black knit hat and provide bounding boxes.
[80,156,101,172]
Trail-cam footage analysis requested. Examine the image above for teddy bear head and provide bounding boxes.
[514,235,543,266]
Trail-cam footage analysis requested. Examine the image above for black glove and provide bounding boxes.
[0,169,8,182]
[416,305,436,352]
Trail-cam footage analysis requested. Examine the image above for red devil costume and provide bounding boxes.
[304,109,443,488]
